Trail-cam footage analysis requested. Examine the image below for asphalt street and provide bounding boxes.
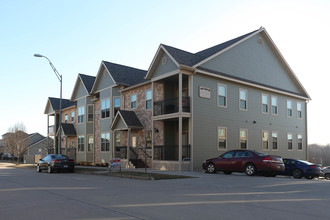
[0,162,329,220]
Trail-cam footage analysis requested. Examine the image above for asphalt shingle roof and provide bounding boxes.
[103,61,147,87]
[49,97,76,111]
[79,74,96,93]
[118,110,143,128]
[162,29,258,67]
[61,123,77,136]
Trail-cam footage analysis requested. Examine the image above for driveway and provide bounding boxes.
[0,162,329,220]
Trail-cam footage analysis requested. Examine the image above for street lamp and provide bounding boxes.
[34,54,62,155]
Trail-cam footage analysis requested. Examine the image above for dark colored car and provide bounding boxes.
[37,154,75,173]
[322,166,330,180]
[280,158,322,179]
[202,149,285,176]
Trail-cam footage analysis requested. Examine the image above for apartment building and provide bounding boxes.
[44,27,310,171]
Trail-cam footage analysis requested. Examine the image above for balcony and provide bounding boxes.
[153,145,191,161]
[48,125,55,136]
[153,96,190,116]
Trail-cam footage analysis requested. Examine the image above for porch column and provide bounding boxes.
[178,116,182,171]
[127,129,131,168]
[179,73,182,113]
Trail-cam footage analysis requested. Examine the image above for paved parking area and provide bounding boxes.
[0,162,329,220]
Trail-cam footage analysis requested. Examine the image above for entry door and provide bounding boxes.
[182,132,189,159]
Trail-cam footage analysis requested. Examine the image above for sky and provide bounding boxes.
[0,0,329,145]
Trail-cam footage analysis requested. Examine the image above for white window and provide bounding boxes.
[87,105,94,122]
[78,136,85,151]
[101,99,110,118]
[64,114,68,123]
[272,132,278,150]
[131,94,137,108]
[287,100,293,117]
[114,97,120,115]
[297,102,302,119]
[218,127,227,150]
[101,132,110,151]
[287,133,293,150]
[240,129,248,149]
[262,131,269,150]
[78,106,85,123]
[218,84,227,107]
[88,135,94,152]
[71,112,75,122]
[239,89,247,110]
[262,94,269,114]
[271,96,278,115]
[298,134,303,150]
[146,90,152,110]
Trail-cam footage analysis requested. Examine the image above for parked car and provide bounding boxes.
[202,149,285,176]
[37,154,75,173]
[280,158,322,179]
[322,166,330,180]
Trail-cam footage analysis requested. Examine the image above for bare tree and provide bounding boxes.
[3,123,28,164]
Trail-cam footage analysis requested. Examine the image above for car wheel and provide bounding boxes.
[325,173,330,180]
[37,165,42,173]
[206,163,216,173]
[47,165,53,173]
[224,171,232,175]
[292,169,302,178]
[245,164,256,176]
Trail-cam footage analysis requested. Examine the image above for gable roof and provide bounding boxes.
[103,61,147,87]
[70,74,96,100]
[44,97,76,114]
[60,123,76,136]
[146,27,310,99]
[110,110,143,130]
[161,29,259,67]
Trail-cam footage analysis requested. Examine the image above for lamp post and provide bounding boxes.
[34,54,62,155]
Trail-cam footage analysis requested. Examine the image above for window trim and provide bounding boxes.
[217,83,227,108]
[287,132,293,151]
[78,106,85,124]
[78,135,85,152]
[262,130,269,151]
[101,98,110,119]
[261,94,269,114]
[239,88,248,111]
[271,131,278,151]
[217,126,227,151]
[271,95,278,116]
[145,89,152,110]
[297,102,302,119]
[87,104,94,123]
[287,100,293,118]
[87,135,94,152]
[297,133,303,151]
[239,128,248,149]
[131,94,137,109]
[71,111,75,122]
[101,132,110,152]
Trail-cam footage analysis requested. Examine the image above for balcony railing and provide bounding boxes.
[48,125,55,136]
[153,96,190,116]
[153,145,191,161]
[115,146,127,159]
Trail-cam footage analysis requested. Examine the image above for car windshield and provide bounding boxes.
[53,155,69,159]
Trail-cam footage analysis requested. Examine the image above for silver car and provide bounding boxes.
[323,166,330,180]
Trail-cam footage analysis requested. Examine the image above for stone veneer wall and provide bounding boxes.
[94,99,101,164]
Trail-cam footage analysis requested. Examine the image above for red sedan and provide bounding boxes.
[202,150,285,176]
